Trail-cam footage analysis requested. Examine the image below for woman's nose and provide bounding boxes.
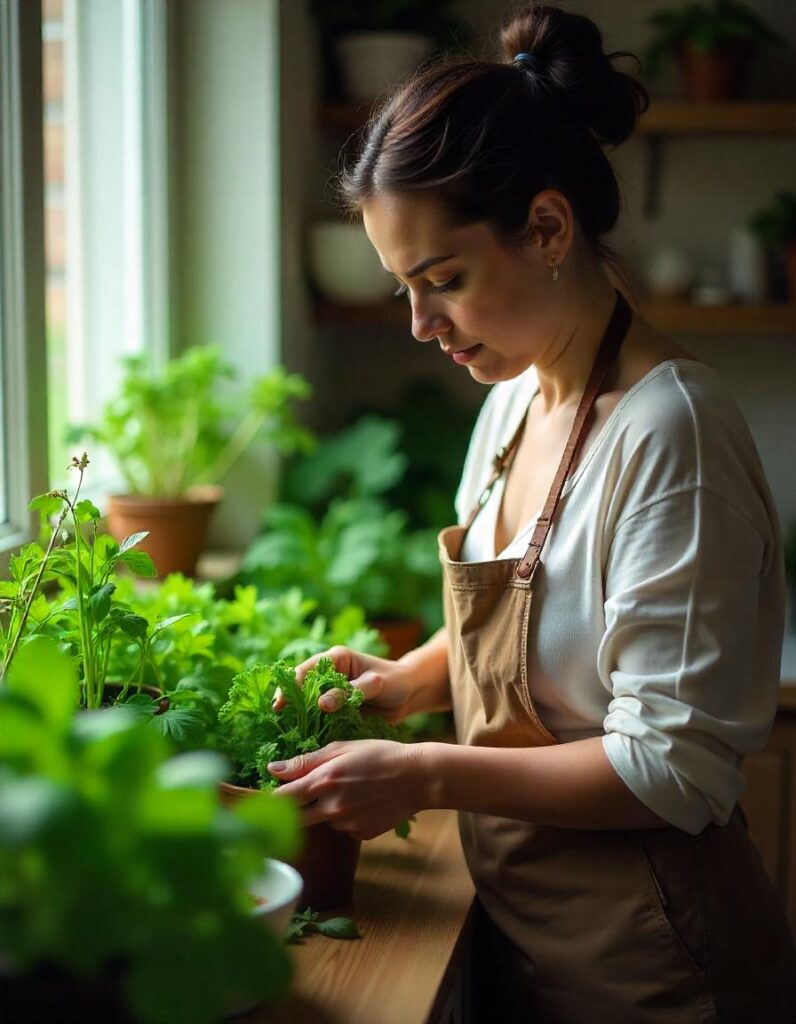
[411,302,452,343]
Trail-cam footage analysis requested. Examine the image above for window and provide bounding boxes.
[0,0,47,559]
[41,0,170,492]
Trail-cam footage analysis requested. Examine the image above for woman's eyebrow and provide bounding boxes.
[381,254,456,278]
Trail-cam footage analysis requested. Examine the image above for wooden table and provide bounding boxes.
[242,809,475,1024]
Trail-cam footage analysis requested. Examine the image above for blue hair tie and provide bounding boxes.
[513,51,540,72]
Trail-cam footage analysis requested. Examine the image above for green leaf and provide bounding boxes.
[119,530,150,554]
[117,613,149,639]
[74,499,101,522]
[393,818,412,839]
[89,582,116,623]
[6,637,80,728]
[316,916,361,940]
[28,493,66,518]
[119,550,157,577]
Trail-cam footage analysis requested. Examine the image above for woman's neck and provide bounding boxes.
[533,264,619,414]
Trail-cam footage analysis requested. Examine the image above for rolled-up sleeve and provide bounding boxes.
[599,485,781,835]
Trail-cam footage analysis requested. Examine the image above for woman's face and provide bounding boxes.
[362,191,565,384]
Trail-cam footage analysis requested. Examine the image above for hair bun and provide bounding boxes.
[501,4,648,146]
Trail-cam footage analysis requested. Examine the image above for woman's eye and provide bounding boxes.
[431,276,461,294]
[393,276,461,301]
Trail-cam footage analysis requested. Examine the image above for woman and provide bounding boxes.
[269,5,796,1020]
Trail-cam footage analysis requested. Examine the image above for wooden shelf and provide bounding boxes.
[638,101,796,135]
[315,299,796,336]
[639,300,796,335]
[319,100,796,138]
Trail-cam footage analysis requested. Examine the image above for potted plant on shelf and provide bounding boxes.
[643,0,783,101]
[73,346,312,577]
[309,0,462,102]
[749,191,796,304]
[214,657,412,911]
[0,638,300,1024]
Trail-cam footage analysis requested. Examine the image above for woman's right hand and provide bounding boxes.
[272,646,416,722]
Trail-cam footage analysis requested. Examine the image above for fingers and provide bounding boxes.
[267,742,344,783]
[295,645,355,684]
[349,670,385,704]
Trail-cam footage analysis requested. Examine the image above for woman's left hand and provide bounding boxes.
[267,740,429,841]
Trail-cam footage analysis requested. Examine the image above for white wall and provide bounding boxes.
[170,0,281,546]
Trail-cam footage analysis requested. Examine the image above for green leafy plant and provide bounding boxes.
[217,657,407,790]
[0,455,162,709]
[749,192,796,247]
[643,0,782,78]
[0,638,300,1024]
[286,908,361,944]
[97,575,386,752]
[73,346,313,497]
[241,498,441,630]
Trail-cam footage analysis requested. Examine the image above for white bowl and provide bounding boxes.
[249,858,303,937]
[308,220,397,306]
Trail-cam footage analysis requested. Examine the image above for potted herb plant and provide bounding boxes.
[309,0,462,101]
[643,0,783,101]
[0,638,300,1024]
[0,455,170,716]
[214,657,411,910]
[75,346,312,577]
[750,191,796,303]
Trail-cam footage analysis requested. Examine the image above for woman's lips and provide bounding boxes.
[449,344,482,365]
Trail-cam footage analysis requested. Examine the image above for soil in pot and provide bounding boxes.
[678,38,753,100]
[219,781,361,912]
[371,616,425,661]
[107,486,222,578]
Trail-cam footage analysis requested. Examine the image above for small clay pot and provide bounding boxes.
[107,486,222,578]
[219,781,361,911]
[102,683,169,715]
[678,39,753,101]
[371,616,425,660]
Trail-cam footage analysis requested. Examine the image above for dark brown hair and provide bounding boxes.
[339,4,648,261]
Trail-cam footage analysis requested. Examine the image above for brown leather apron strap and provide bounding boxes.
[515,291,632,580]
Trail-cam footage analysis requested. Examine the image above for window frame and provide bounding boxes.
[0,0,48,568]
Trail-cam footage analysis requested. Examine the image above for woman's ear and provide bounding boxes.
[526,189,574,263]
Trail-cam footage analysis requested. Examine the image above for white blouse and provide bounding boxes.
[455,359,785,834]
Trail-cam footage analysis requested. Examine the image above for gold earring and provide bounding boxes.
[548,257,559,282]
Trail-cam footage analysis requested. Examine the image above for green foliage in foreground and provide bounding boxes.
[217,657,407,790]
[0,639,300,1024]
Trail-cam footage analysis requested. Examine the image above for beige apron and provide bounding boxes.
[438,293,796,1023]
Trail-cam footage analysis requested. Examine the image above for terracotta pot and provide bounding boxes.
[786,241,796,305]
[102,682,169,714]
[107,486,222,578]
[219,781,361,911]
[371,616,425,660]
[678,39,753,101]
